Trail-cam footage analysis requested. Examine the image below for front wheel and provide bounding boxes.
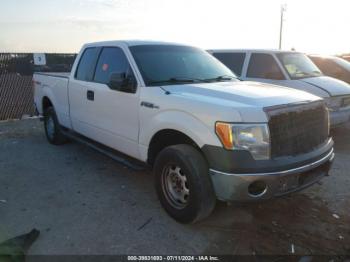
[44,107,68,145]
[154,144,216,224]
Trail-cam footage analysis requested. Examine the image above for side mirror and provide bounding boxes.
[108,72,136,93]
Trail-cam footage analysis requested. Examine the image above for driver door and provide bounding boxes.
[72,46,140,159]
[92,46,140,158]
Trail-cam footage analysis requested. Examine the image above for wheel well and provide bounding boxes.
[147,129,200,166]
[42,97,52,113]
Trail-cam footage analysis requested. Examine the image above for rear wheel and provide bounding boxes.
[154,144,216,223]
[44,107,68,145]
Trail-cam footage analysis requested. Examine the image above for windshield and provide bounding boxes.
[334,57,350,71]
[277,52,323,79]
[129,45,237,86]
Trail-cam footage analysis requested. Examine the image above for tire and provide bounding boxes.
[154,144,216,224]
[44,107,68,145]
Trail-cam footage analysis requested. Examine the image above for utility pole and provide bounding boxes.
[279,4,287,50]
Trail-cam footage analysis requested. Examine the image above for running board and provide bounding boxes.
[61,129,148,171]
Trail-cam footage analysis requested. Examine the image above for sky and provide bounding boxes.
[0,0,349,54]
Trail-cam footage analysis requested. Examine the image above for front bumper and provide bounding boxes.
[209,148,335,201]
[330,107,350,127]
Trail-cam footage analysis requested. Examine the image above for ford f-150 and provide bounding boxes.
[33,41,335,223]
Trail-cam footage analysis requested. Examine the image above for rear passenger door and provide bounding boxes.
[244,53,287,85]
[69,47,100,136]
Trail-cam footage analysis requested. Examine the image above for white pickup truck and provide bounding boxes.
[33,41,335,223]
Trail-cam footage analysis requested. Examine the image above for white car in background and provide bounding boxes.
[208,49,350,127]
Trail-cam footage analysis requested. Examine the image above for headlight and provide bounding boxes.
[324,97,342,111]
[215,122,270,160]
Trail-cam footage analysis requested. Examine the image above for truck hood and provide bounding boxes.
[162,81,320,109]
[298,76,350,97]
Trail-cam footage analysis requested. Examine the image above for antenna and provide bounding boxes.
[279,4,287,50]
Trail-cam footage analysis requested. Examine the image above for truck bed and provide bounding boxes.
[33,71,71,128]
[34,72,70,78]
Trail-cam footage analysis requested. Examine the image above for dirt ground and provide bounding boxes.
[0,119,349,256]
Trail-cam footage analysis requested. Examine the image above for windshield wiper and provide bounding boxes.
[148,75,238,85]
[203,75,239,82]
[148,77,204,85]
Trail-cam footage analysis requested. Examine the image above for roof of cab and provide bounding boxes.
[208,48,302,54]
[84,40,189,48]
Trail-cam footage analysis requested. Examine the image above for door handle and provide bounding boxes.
[87,90,94,101]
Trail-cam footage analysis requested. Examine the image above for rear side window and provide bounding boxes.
[212,52,246,76]
[94,47,130,84]
[247,53,285,80]
[75,48,98,81]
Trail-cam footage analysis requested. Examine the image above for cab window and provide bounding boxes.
[94,47,131,84]
[212,52,246,76]
[75,48,99,81]
[247,53,285,80]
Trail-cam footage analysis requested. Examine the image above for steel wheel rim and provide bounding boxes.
[161,164,190,209]
[46,116,55,140]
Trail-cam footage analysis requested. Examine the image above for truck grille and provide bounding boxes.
[265,102,329,158]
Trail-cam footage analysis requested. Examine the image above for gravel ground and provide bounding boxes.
[0,119,349,256]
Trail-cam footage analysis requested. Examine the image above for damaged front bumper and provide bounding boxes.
[209,148,335,202]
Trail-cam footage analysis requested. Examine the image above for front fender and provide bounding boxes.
[139,110,222,160]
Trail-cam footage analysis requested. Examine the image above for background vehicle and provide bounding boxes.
[33,41,334,223]
[342,56,350,62]
[208,49,350,127]
[309,55,350,84]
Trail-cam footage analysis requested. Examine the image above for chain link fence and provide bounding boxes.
[0,53,76,120]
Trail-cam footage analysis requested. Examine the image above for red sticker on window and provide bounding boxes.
[102,64,109,71]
